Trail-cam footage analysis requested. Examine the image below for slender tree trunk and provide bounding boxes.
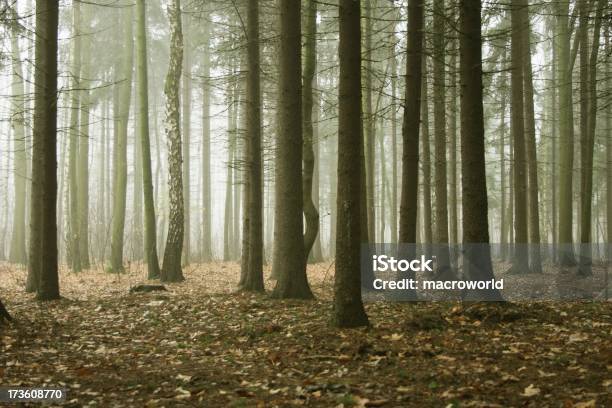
[8,7,28,265]
[333,0,369,327]
[240,0,264,292]
[109,7,134,274]
[500,83,507,257]
[399,0,424,245]
[182,25,191,266]
[557,0,575,265]
[389,28,398,244]
[160,0,185,282]
[459,0,502,301]
[68,0,82,272]
[364,0,375,244]
[272,0,313,299]
[433,0,452,278]
[448,48,458,246]
[302,0,320,263]
[310,90,324,261]
[135,0,161,278]
[223,79,235,262]
[578,0,604,276]
[201,17,212,262]
[78,8,91,269]
[520,0,541,273]
[32,0,60,300]
[509,0,529,274]
[421,56,433,247]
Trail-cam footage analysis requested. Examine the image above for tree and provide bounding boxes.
[578,0,604,276]
[399,0,424,245]
[239,0,264,292]
[160,0,185,282]
[271,0,313,299]
[459,0,502,301]
[433,0,452,279]
[31,0,60,301]
[556,0,575,265]
[135,0,161,279]
[77,3,91,270]
[509,0,529,274]
[520,0,541,273]
[200,13,212,263]
[68,0,83,272]
[332,0,369,327]
[302,0,321,263]
[109,6,134,273]
[8,5,28,265]
[182,12,192,266]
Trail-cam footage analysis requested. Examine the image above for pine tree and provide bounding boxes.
[332,0,369,327]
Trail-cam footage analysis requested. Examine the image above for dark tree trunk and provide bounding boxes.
[509,0,529,274]
[302,0,321,263]
[240,0,264,292]
[332,0,369,327]
[399,0,424,246]
[271,0,313,299]
[32,0,60,301]
[459,0,503,301]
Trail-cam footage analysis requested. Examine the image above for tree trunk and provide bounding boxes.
[135,0,161,278]
[68,0,82,272]
[160,0,185,283]
[459,0,503,301]
[182,23,191,266]
[433,0,452,279]
[333,0,369,327]
[520,0,541,273]
[240,0,264,292]
[364,0,375,245]
[109,7,134,274]
[201,16,212,263]
[421,56,433,247]
[78,7,91,269]
[302,0,320,263]
[557,0,575,265]
[8,6,28,265]
[578,0,604,276]
[271,0,313,299]
[399,0,424,245]
[32,0,60,301]
[223,78,235,262]
[389,26,398,244]
[509,0,529,274]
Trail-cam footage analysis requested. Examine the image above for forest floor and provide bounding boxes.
[0,261,611,407]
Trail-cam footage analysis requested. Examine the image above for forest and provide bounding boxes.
[0,0,610,406]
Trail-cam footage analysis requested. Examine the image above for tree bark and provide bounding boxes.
[239,0,264,292]
[32,0,60,301]
[459,0,503,301]
[271,0,313,299]
[433,0,453,279]
[135,0,161,278]
[302,0,321,263]
[201,16,212,263]
[8,6,28,265]
[556,0,575,265]
[109,6,134,274]
[333,0,369,327]
[161,0,185,282]
[509,0,529,274]
[399,0,424,245]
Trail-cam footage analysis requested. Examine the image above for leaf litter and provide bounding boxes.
[0,261,610,407]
